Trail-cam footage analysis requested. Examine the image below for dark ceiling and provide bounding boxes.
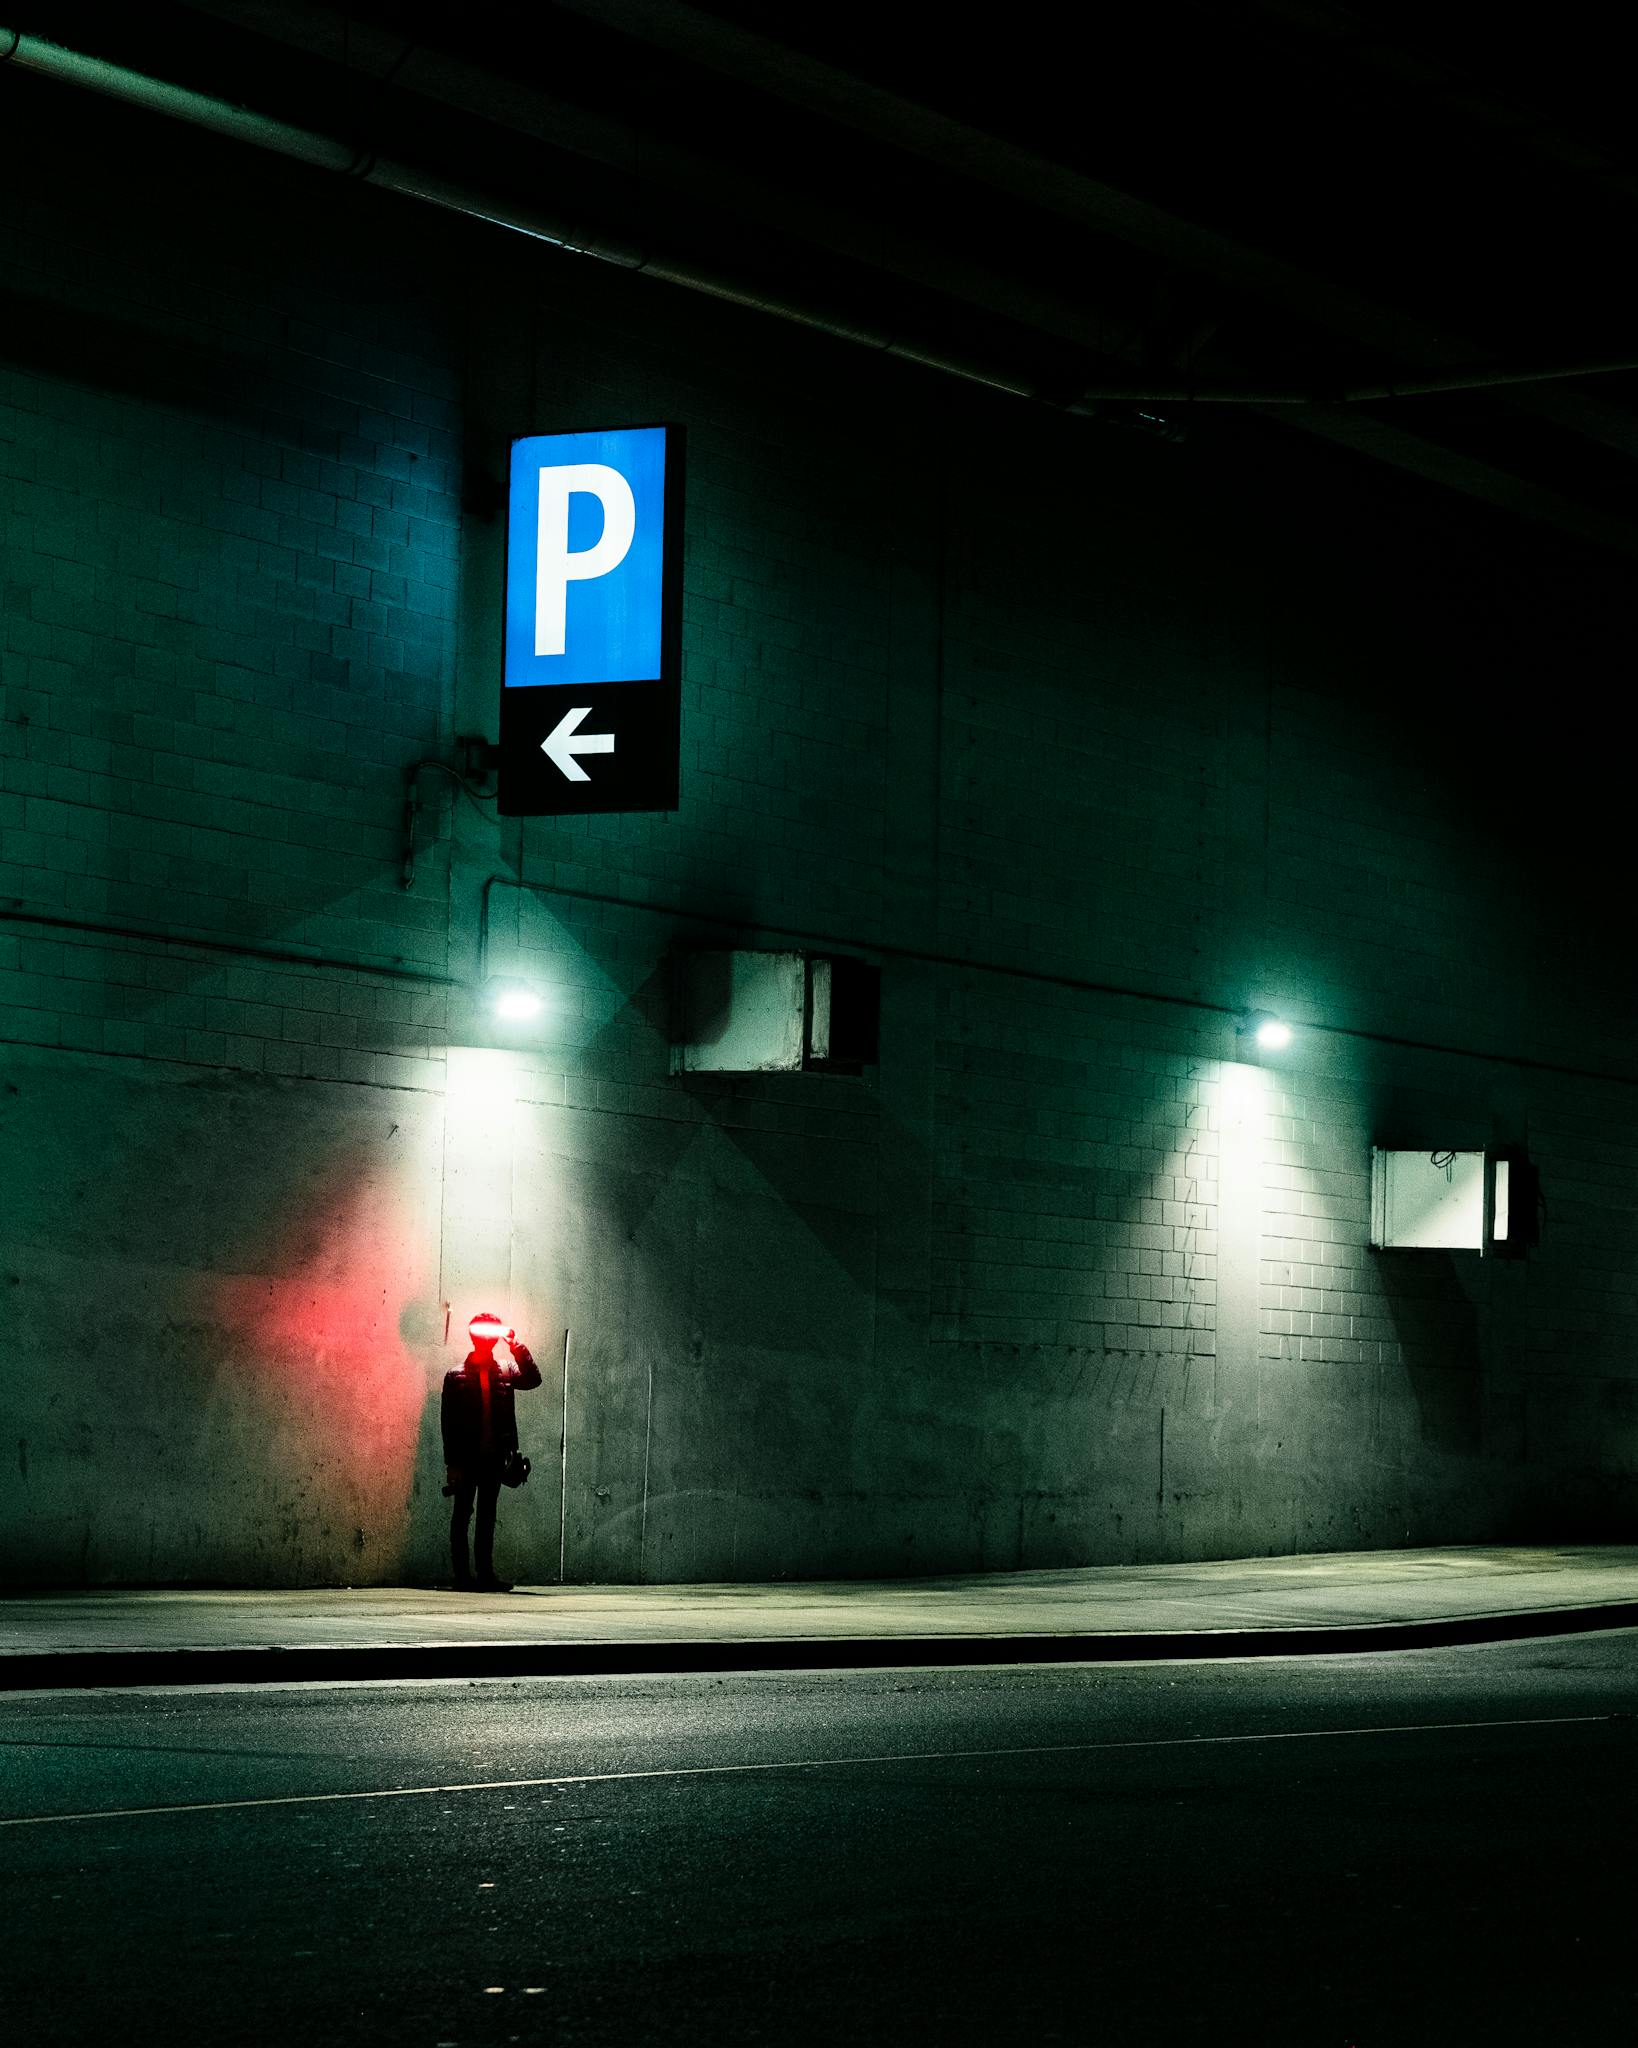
[10,0,1638,559]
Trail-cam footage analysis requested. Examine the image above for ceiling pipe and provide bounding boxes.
[0,25,1036,402]
[1067,357,1638,407]
[556,0,1638,460]
[2,24,1633,415]
[1,25,649,266]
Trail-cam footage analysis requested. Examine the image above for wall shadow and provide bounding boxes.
[1377,1251,1484,1454]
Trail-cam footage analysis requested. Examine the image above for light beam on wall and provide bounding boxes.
[1213,1057,1267,1395]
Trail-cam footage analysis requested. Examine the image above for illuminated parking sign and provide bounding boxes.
[499,424,682,815]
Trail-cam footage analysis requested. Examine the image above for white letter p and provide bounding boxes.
[535,463,637,657]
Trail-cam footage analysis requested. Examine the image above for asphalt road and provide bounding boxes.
[4,1634,1637,2046]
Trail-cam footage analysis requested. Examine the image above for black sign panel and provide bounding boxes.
[498,422,684,817]
[498,679,680,816]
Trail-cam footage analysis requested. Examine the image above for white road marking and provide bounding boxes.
[0,1711,1618,1830]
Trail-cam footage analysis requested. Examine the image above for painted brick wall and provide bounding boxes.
[3,73,1637,1585]
[0,90,460,1088]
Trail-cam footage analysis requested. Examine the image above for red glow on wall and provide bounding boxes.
[215,1157,431,1579]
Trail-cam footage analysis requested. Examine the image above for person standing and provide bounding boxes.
[441,1312,541,1592]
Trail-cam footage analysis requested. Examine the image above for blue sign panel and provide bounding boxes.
[505,425,669,689]
[499,423,683,817]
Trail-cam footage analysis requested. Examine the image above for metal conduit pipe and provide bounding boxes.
[1066,358,1638,407]
[0,26,1036,399]
[0,22,363,170]
[1,26,648,263]
[1,25,1633,411]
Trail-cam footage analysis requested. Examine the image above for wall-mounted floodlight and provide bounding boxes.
[1238,1009,1291,1051]
[485,977,543,1023]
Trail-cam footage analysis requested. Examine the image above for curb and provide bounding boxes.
[6,1600,1638,1690]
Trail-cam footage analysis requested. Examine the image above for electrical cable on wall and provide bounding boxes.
[401,757,497,889]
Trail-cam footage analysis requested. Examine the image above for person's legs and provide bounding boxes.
[474,1461,504,1586]
[450,1479,478,1587]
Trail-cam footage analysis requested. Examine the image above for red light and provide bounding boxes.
[213,1167,428,1576]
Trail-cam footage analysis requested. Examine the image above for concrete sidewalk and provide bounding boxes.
[5,1545,1638,1691]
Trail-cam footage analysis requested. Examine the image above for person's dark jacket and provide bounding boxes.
[441,1344,542,1467]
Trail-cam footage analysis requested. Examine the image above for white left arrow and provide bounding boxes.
[541,705,615,782]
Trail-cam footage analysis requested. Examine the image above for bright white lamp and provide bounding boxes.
[486,977,543,1022]
[1238,1009,1292,1051]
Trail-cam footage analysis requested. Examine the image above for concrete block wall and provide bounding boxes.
[3,76,1636,1585]
[0,92,459,1053]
